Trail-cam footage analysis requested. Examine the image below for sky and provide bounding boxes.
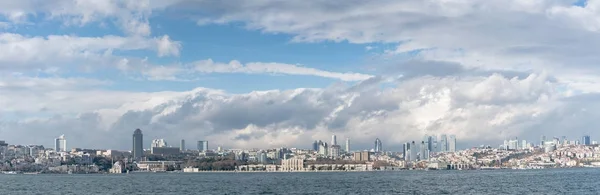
[2,0,600,151]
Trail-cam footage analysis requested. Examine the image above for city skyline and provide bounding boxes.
[6,130,596,154]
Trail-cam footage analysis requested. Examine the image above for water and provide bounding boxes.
[1,169,599,194]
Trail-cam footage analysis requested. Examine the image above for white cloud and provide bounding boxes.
[163,0,600,92]
[193,59,373,81]
[0,0,161,36]
[0,33,180,71]
[0,73,581,150]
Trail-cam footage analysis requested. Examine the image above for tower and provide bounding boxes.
[198,141,208,152]
[440,134,448,152]
[345,138,350,152]
[332,134,337,146]
[180,139,185,151]
[54,135,67,152]
[132,129,143,159]
[448,135,456,152]
[374,138,382,152]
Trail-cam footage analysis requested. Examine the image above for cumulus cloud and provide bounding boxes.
[0,73,579,150]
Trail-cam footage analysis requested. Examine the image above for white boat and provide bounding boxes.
[3,171,18,174]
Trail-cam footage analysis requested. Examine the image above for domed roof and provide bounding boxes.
[134,128,142,134]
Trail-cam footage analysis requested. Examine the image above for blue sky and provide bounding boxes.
[3,13,380,93]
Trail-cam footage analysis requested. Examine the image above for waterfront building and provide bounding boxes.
[281,158,305,171]
[109,161,123,174]
[55,135,67,152]
[448,135,456,152]
[440,134,448,152]
[197,141,208,152]
[132,129,143,159]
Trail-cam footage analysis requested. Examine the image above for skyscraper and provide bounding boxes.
[582,135,591,145]
[448,135,456,152]
[198,141,208,152]
[431,136,438,152]
[403,142,409,161]
[420,141,428,160]
[410,141,418,161]
[332,134,337,146]
[54,135,67,152]
[374,138,382,152]
[440,134,448,152]
[423,135,430,151]
[180,139,185,151]
[345,138,350,152]
[312,140,319,151]
[132,129,143,159]
[541,135,546,146]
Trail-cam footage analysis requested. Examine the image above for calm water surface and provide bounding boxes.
[1,168,599,195]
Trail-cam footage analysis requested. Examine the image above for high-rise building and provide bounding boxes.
[582,135,591,145]
[197,141,208,152]
[132,129,143,159]
[180,139,185,151]
[440,134,448,152]
[353,151,370,162]
[318,142,329,156]
[521,140,527,150]
[332,134,337,146]
[374,138,383,152]
[431,136,438,152]
[403,142,409,161]
[345,138,350,152]
[420,141,428,160]
[410,141,418,162]
[561,136,567,146]
[54,135,67,152]
[541,135,546,146]
[151,139,167,148]
[329,145,341,159]
[448,135,456,152]
[312,140,319,151]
